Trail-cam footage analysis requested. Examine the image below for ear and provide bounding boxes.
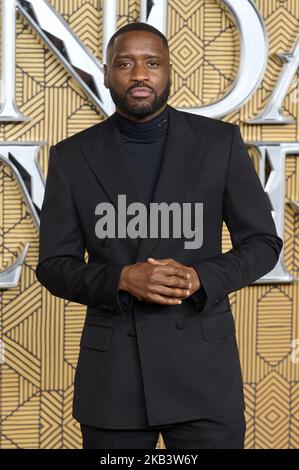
[169,63,173,86]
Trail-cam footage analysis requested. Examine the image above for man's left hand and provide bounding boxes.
[146,257,201,298]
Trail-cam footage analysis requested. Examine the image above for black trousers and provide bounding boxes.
[80,411,246,449]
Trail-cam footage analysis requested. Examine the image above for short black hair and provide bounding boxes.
[106,22,169,63]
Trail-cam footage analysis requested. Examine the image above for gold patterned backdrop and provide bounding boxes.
[0,0,298,449]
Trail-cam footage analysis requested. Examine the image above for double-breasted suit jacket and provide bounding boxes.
[35,104,283,428]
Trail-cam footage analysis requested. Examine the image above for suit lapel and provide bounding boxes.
[80,112,146,222]
[80,105,207,261]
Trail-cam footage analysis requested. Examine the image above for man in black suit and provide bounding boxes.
[35,22,283,449]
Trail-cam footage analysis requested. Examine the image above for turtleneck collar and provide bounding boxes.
[115,104,169,141]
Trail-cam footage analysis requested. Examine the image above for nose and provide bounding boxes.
[131,62,149,82]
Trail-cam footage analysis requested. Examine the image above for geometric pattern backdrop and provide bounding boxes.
[0,0,298,448]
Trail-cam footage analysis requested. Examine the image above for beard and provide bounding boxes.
[109,80,171,119]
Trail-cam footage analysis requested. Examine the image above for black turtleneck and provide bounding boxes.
[115,105,169,206]
[115,104,207,312]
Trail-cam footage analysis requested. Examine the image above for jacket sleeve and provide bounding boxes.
[190,284,207,309]
[191,123,283,309]
[35,144,129,316]
[118,290,135,310]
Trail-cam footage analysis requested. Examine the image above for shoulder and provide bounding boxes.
[176,110,236,133]
[53,116,111,152]
[170,106,236,137]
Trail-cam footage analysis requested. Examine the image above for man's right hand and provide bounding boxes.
[118,262,192,305]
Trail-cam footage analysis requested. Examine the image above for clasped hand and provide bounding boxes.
[119,257,201,305]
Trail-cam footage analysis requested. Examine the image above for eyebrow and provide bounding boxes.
[114,53,163,59]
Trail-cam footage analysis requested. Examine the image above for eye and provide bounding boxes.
[148,61,159,67]
[119,62,131,68]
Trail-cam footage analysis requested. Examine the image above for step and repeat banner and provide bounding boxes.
[0,0,298,449]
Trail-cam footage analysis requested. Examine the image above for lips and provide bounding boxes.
[129,87,152,98]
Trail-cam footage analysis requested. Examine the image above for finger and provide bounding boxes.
[160,276,192,289]
[147,258,169,265]
[151,264,189,279]
[160,265,190,279]
[148,257,175,264]
[147,294,183,305]
[151,285,190,298]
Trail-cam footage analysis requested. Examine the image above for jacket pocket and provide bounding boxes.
[199,312,235,341]
[80,323,113,351]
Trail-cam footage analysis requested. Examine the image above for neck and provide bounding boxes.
[115,104,169,140]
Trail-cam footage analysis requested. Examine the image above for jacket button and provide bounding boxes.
[214,299,220,305]
[175,322,184,330]
[127,329,136,337]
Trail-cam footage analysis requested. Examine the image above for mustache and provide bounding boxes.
[126,84,155,94]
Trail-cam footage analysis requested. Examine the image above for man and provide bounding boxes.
[35,22,283,449]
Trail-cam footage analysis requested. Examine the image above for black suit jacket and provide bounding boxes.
[35,104,283,428]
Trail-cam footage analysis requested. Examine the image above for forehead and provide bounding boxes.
[111,31,167,57]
